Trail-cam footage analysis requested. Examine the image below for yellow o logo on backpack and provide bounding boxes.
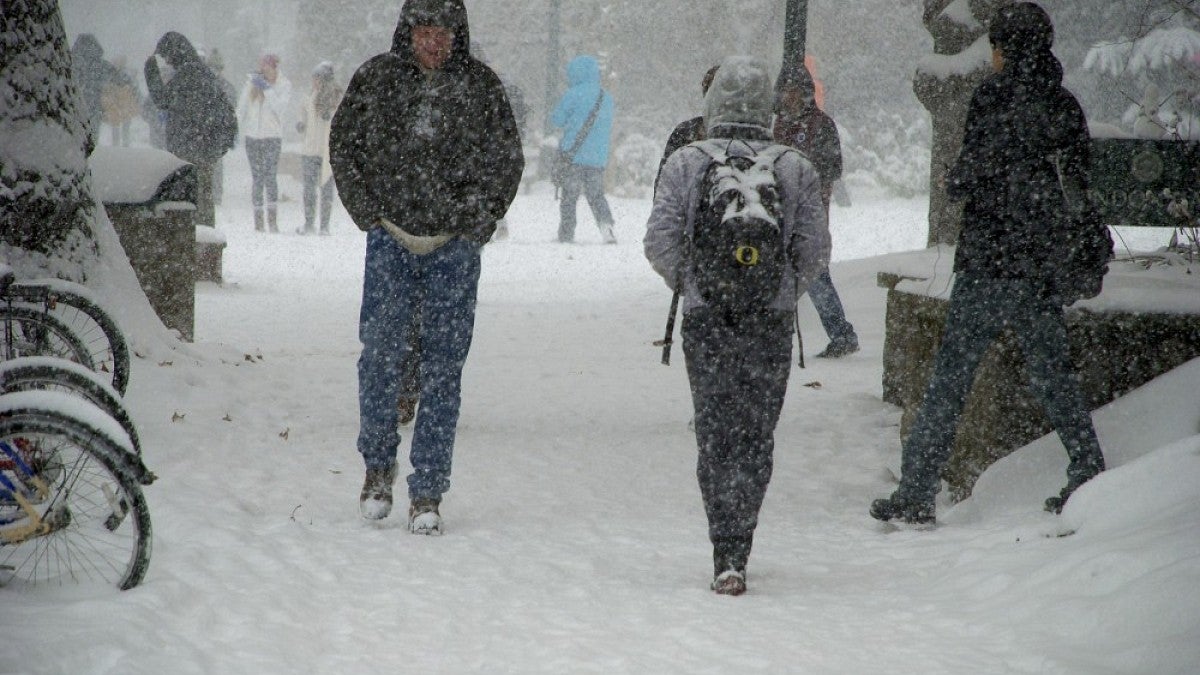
[735,246,760,266]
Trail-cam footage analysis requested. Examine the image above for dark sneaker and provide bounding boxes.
[359,464,398,520]
[397,396,418,426]
[408,498,442,535]
[711,570,747,596]
[816,337,860,359]
[870,493,935,525]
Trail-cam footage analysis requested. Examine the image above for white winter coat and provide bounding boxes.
[237,74,292,140]
[298,91,333,184]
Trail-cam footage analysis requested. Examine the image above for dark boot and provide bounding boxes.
[1045,458,1105,514]
[267,207,279,233]
[870,492,935,524]
[254,209,265,232]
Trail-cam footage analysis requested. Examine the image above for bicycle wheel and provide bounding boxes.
[0,357,142,456]
[0,306,96,372]
[0,405,151,590]
[8,281,130,395]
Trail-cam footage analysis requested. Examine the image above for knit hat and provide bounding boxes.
[704,56,774,133]
[312,61,335,79]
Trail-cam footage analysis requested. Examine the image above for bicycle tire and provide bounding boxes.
[0,405,151,590]
[8,281,130,395]
[0,305,96,372]
[0,357,142,456]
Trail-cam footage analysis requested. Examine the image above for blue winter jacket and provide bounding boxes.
[550,55,614,168]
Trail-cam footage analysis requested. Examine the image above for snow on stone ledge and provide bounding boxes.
[195,226,227,245]
[878,245,1200,315]
[89,146,190,205]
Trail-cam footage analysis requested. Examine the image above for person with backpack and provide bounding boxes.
[550,55,616,244]
[237,53,292,233]
[645,56,829,595]
[870,2,1107,526]
[329,0,523,534]
[774,67,860,359]
[144,32,238,229]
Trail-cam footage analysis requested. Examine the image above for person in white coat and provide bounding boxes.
[237,53,292,233]
[297,62,342,235]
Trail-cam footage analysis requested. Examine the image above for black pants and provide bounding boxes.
[682,309,793,573]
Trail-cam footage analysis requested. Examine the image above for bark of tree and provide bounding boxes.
[1,0,99,281]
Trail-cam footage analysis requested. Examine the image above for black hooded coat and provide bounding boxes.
[144,32,237,164]
[946,47,1090,283]
[329,0,524,241]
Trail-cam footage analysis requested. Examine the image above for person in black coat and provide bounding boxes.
[330,0,523,532]
[144,32,237,228]
[870,2,1106,525]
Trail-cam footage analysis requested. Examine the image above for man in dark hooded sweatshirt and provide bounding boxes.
[144,32,237,228]
[330,0,523,533]
[870,2,1106,525]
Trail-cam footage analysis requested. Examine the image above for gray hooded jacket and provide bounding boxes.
[645,56,829,314]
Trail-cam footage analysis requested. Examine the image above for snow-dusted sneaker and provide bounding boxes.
[359,464,397,520]
[711,570,746,596]
[599,223,617,245]
[408,498,442,535]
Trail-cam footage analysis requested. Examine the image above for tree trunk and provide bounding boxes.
[0,0,98,281]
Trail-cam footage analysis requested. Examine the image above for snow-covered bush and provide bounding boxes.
[841,108,932,198]
[609,131,662,199]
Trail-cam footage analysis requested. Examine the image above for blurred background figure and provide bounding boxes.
[237,53,292,233]
[101,54,140,147]
[207,48,238,206]
[296,61,343,235]
[70,33,121,147]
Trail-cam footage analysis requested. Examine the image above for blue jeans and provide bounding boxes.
[245,137,281,210]
[807,269,856,343]
[357,230,481,501]
[897,276,1104,501]
[301,155,334,232]
[558,165,613,241]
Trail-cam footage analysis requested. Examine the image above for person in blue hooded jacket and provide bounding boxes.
[550,55,617,244]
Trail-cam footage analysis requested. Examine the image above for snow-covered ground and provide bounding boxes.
[2,158,1198,675]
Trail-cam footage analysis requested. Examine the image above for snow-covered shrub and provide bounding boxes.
[609,131,662,199]
[841,108,932,199]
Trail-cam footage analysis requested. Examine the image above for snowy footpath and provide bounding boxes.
[2,165,1198,674]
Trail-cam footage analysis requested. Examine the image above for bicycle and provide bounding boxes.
[1,275,131,395]
[0,356,144,458]
[0,389,153,590]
